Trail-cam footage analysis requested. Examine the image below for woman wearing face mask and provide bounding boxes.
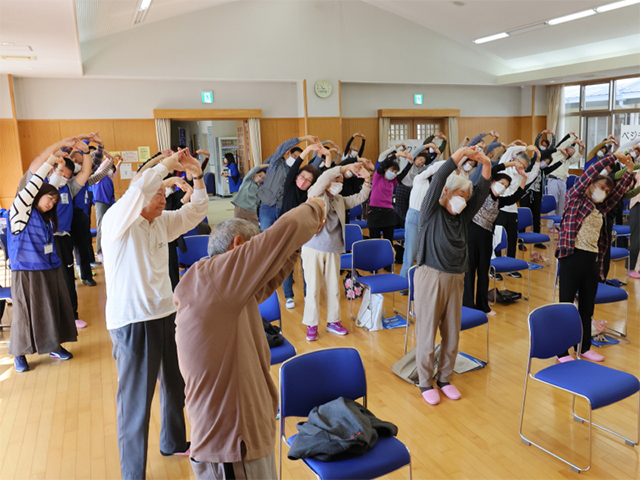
[463,163,527,315]
[300,163,372,341]
[8,155,78,373]
[394,144,436,225]
[231,163,269,227]
[221,153,242,194]
[279,143,323,308]
[556,151,635,363]
[93,156,122,262]
[414,146,492,405]
[584,135,618,171]
[628,145,640,279]
[342,132,366,160]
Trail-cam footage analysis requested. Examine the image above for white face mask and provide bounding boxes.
[350,150,358,157]
[165,187,174,197]
[449,195,467,214]
[107,170,114,178]
[600,169,609,176]
[630,150,638,160]
[539,146,547,151]
[344,170,353,179]
[477,147,484,154]
[74,163,82,174]
[385,170,397,181]
[285,156,295,167]
[428,147,435,154]
[596,150,605,158]
[49,173,68,188]
[591,187,606,203]
[462,162,473,172]
[492,182,506,196]
[328,182,343,196]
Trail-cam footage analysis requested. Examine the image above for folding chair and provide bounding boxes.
[258,291,296,366]
[0,286,11,345]
[339,224,363,270]
[490,229,530,302]
[177,235,209,274]
[519,303,639,472]
[566,174,578,190]
[609,246,630,285]
[540,194,561,237]
[612,224,630,247]
[279,347,412,480]
[517,207,551,266]
[348,204,368,230]
[404,266,489,363]
[351,239,408,321]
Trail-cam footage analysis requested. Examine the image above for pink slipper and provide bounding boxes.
[440,384,462,400]
[581,350,604,362]
[628,270,640,279]
[421,389,440,405]
[75,319,87,329]
[556,355,574,363]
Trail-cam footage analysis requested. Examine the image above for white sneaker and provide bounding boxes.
[285,298,295,309]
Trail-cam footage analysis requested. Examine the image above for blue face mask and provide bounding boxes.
[385,171,397,181]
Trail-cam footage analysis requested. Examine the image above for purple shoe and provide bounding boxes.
[306,326,318,341]
[327,321,348,336]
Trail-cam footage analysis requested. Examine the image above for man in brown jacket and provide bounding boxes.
[174,197,325,480]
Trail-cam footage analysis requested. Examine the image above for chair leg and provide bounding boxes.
[485,321,490,365]
[404,318,410,355]
[605,299,629,338]
[525,268,531,301]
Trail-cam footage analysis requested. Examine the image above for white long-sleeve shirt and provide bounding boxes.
[102,164,209,330]
[547,134,581,181]
[499,146,540,214]
[407,160,471,211]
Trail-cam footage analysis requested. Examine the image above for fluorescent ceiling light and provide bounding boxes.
[473,32,509,44]
[139,0,153,11]
[507,23,548,36]
[596,0,640,12]
[547,9,596,25]
[133,0,153,24]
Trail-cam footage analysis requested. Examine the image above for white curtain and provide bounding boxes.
[155,118,171,151]
[379,117,390,153]
[248,118,262,168]
[547,85,563,134]
[447,117,459,157]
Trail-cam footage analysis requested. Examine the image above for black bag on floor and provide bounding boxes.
[263,318,284,348]
[487,288,522,305]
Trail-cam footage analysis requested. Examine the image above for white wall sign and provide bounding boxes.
[122,151,139,162]
[620,124,640,151]
[120,163,133,179]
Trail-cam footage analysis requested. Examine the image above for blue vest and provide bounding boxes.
[56,184,74,233]
[73,184,91,216]
[9,210,61,271]
[94,176,115,205]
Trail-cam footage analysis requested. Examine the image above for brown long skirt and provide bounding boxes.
[9,268,77,356]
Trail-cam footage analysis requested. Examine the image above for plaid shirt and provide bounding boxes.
[555,154,634,278]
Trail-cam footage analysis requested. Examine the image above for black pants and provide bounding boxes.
[368,226,395,242]
[630,204,640,270]
[463,222,493,313]
[54,235,78,319]
[109,314,188,480]
[558,249,599,355]
[70,209,94,281]
[495,211,518,258]
[520,190,542,233]
[394,184,412,226]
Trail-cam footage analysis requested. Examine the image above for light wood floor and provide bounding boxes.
[0,237,638,480]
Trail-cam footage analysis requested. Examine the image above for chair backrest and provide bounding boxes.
[279,347,367,419]
[540,194,557,214]
[203,172,215,194]
[344,224,363,253]
[494,228,508,254]
[517,207,533,231]
[352,239,395,272]
[177,235,209,266]
[349,204,363,220]
[528,303,583,359]
[566,174,578,190]
[408,265,416,316]
[258,291,280,324]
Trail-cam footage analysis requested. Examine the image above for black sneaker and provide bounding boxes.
[534,243,547,249]
[518,244,527,251]
[82,278,97,287]
[50,347,73,360]
[489,272,503,281]
[399,289,409,296]
[14,355,29,372]
[508,272,522,278]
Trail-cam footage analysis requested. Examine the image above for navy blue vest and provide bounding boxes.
[9,210,61,271]
[94,176,115,205]
[56,184,74,233]
[73,184,91,216]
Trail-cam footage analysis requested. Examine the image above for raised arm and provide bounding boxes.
[88,156,114,186]
[28,137,80,174]
[71,140,93,187]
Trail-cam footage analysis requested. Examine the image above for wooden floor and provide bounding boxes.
[0,236,639,480]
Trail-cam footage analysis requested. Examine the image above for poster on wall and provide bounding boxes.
[620,124,640,152]
[120,163,133,180]
[122,151,139,162]
[381,138,445,165]
[138,146,151,162]
[110,151,121,158]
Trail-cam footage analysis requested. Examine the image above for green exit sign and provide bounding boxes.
[202,91,213,104]
[414,94,423,105]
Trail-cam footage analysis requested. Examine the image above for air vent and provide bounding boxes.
[1,55,37,61]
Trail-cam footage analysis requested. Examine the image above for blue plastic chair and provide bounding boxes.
[258,291,296,366]
[348,204,368,230]
[340,224,363,270]
[552,264,629,337]
[566,174,578,190]
[393,229,405,241]
[351,239,409,321]
[612,224,630,247]
[519,303,639,472]
[203,172,215,195]
[489,229,530,302]
[609,246,630,285]
[177,235,209,274]
[90,228,97,238]
[404,266,489,364]
[278,348,412,480]
[540,194,561,227]
[517,207,551,265]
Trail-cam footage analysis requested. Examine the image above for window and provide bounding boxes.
[389,118,443,149]
[561,76,640,167]
[389,123,410,142]
[416,123,438,138]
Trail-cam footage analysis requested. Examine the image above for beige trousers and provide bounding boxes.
[301,247,341,326]
[233,205,259,228]
[190,451,276,480]
[414,265,464,386]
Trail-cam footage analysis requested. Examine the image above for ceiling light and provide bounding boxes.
[453,1,465,6]
[473,32,509,44]
[1,55,37,61]
[2,42,14,46]
[596,0,640,12]
[547,9,597,25]
[549,81,556,83]
[507,23,548,36]
[139,0,153,11]
[133,0,153,24]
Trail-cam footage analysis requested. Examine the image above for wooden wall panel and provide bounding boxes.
[342,118,379,160]
[307,117,342,147]
[17,121,62,172]
[259,118,303,161]
[457,117,522,148]
[0,119,24,208]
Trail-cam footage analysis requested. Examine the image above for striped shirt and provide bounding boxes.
[10,162,54,234]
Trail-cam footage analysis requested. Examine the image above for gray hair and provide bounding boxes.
[516,152,531,166]
[442,173,473,198]
[207,218,261,257]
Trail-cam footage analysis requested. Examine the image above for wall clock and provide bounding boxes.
[314,80,333,98]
